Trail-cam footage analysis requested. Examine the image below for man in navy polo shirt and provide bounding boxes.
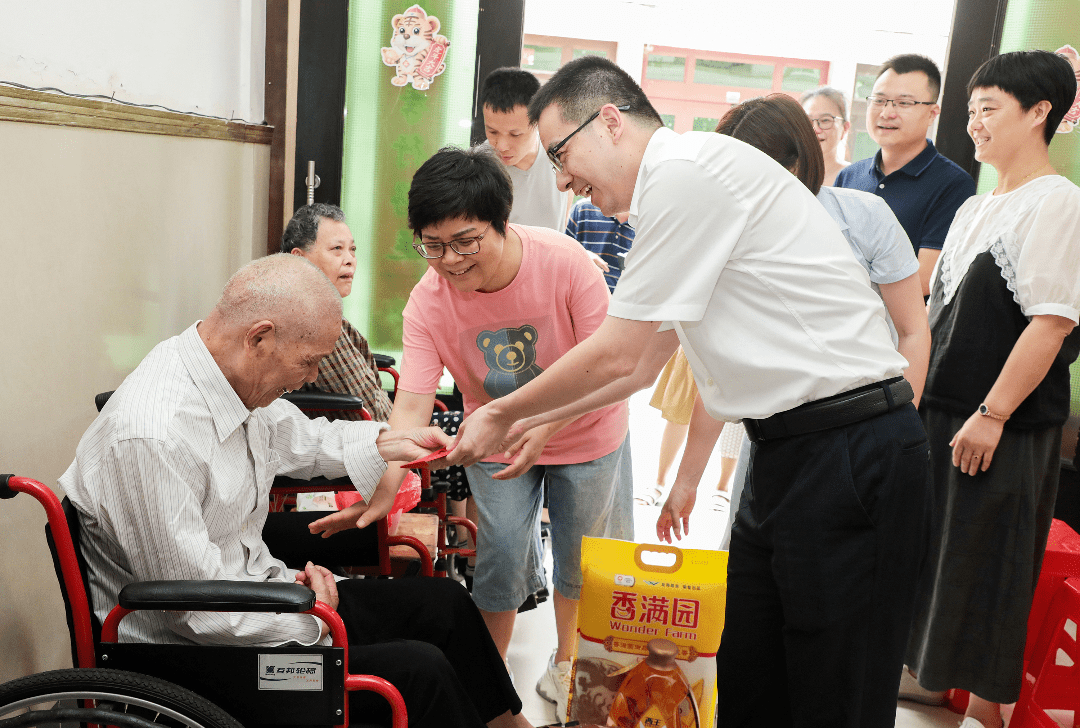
[836,54,975,296]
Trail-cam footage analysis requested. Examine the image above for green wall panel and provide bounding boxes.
[340,0,479,353]
[975,0,1080,193]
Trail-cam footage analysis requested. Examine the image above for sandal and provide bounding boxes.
[710,491,731,512]
[634,484,666,507]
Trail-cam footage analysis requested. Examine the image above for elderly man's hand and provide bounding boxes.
[445,401,515,467]
[294,561,339,610]
[295,561,339,641]
[375,426,452,465]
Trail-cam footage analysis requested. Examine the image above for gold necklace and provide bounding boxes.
[998,163,1053,194]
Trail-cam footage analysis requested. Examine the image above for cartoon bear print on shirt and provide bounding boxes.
[476,325,545,399]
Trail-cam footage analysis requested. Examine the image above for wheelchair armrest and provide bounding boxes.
[119,580,315,612]
[372,353,396,368]
[281,390,367,412]
[0,474,15,499]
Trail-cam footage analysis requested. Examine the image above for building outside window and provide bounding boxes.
[522,34,618,82]
[640,45,829,134]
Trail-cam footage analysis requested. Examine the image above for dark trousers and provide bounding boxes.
[716,404,930,727]
[335,577,519,728]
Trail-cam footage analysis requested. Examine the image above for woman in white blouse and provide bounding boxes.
[903,50,1080,728]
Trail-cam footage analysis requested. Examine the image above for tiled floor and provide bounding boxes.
[502,388,968,727]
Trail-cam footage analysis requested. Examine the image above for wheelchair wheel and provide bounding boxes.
[0,668,243,728]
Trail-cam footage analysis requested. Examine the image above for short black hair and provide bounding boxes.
[968,50,1077,145]
[878,54,942,101]
[408,146,513,238]
[715,94,825,196]
[281,203,345,254]
[527,55,663,129]
[479,67,540,114]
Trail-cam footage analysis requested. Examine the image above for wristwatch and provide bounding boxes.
[978,403,1009,421]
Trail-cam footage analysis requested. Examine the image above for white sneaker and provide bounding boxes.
[958,719,987,728]
[535,650,572,724]
[898,667,946,706]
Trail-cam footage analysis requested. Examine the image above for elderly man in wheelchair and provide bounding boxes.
[25,253,530,728]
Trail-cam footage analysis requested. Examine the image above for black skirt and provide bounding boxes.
[905,406,1062,703]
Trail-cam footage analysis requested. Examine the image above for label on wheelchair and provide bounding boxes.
[258,653,324,690]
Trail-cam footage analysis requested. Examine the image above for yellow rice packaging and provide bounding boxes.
[567,537,727,728]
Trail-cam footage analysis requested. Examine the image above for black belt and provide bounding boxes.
[743,377,913,443]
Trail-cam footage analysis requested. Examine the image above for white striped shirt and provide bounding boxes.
[60,323,389,646]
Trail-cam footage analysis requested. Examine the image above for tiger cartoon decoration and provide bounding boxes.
[381,5,450,91]
[1054,45,1080,134]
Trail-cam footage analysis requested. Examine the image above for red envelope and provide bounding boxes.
[401,447,451,469]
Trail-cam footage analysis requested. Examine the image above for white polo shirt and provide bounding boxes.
[609,128,906,421]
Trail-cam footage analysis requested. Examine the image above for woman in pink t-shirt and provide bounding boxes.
[312,147,632,717]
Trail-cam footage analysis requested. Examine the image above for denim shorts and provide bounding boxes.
[466,435,634,612]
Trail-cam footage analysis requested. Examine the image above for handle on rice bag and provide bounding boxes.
[633,543,684,573]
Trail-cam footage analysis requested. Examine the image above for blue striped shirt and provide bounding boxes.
[565,200,635,292]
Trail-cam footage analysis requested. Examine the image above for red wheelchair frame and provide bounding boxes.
[280,364,478,580]
[0,474,407,728]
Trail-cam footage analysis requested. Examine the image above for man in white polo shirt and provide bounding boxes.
[447,56,931,728]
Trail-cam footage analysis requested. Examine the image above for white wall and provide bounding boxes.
[0,0,269,682]
[525,0,955,91]
[0,0,266,122]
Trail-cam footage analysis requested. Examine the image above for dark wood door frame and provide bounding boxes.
[265,0,290,256]
[265,1,526,254]
[292,0,350,215]
[470,0,526,146]
[937,0,1010,182]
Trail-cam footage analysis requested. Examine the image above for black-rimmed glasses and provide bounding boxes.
[412,224,491,259]
[809,114,844,130]
[866,96,936,110]
[546,104,631,173]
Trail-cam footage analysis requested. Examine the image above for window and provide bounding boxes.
[522,45,562,72]
[782,66,821,93]
[641,46,828,134]
[522,35,618,82]
[848,64,882,163]
[647,55,687,82]
[695,60,773,89]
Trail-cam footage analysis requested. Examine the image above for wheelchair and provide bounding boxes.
[0,473,406,728]
[0,666,245,728]
[278,372,478,581]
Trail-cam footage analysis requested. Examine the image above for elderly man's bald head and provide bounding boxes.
[201,254,343,409]
[214,254,342,343]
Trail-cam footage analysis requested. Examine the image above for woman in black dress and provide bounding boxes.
[905,50,1080,728]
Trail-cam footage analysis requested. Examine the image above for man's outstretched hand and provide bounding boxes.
[444,401,516,468]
